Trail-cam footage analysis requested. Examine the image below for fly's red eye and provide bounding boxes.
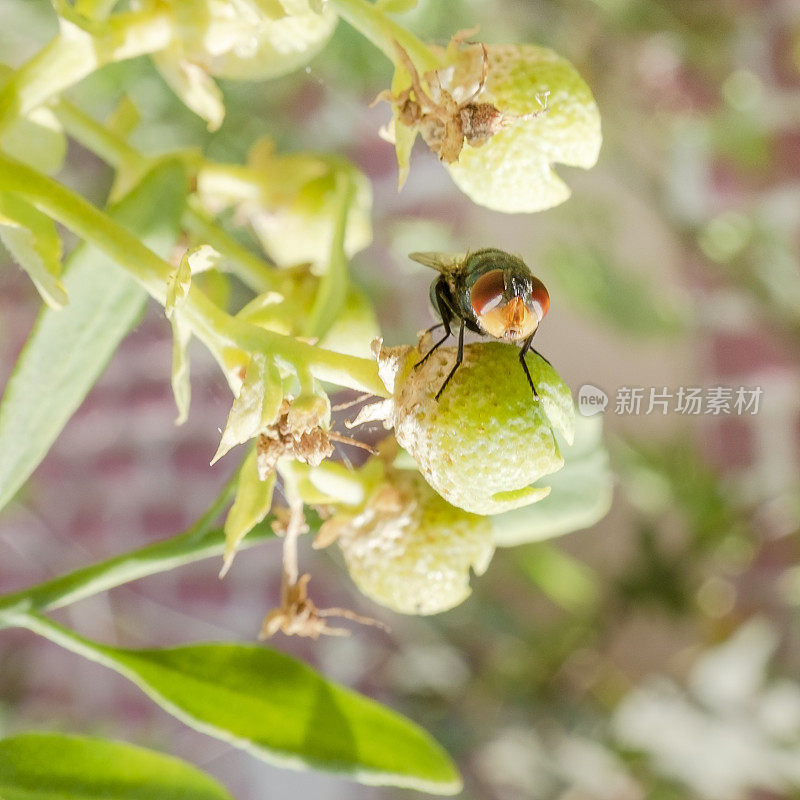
[470,269,506,316]
[527,277,550,321]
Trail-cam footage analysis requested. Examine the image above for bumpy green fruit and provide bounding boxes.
[376,339,575,515]
[443,43,601,213]
[336,469,494,615]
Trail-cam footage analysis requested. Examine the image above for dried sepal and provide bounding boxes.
[374,36,548,169]
[261,483,386,638]
[373,32,600,212]
[255,395,334,479]
[260,572,387,639]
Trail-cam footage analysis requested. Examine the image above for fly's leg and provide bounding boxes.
[531,347,551,367]
[415,280,454,370]
[519,332,539,398]
[435,318,465,401]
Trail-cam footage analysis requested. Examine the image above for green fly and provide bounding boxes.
[410,248,551,400]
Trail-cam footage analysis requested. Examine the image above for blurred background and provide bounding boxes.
[2,0,800,798]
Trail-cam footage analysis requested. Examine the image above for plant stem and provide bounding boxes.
[304,173,355,339]
[0,153,389,397]
[327,0,439,72]
[0,5,173,137]
[53,100,282,295]
[53,98,143,169]
[0,474,272,627]
[183,201,281,295]
[3,612,119,668]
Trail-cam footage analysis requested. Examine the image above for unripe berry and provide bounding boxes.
[376,339,574,515]
[336,469,494,615]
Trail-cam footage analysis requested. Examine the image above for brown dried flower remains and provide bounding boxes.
[256,398,334,480]
[374,33,549,164]
[260,572,387,639]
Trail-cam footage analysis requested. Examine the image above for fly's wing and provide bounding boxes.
[408,251,468,277]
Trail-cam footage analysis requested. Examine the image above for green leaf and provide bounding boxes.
[0,192,66,308]
[517,543,599,611]
[0,161,189,515]
[0,732,234,800]
[491,415,612,546]
[20,618,462,795]
[222,447,276,574]
[0,66,67,175]
[375,0,418,12]
[211,353,283,465]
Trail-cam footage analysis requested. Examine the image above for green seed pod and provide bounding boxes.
[335,468,494,615]
[376,339,574,515]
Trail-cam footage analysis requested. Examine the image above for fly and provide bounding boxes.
[410,248,551,400]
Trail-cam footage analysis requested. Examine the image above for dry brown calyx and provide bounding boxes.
[256,398,334,479]
[260,473,387,639]
[260,572,387,639]
[373,32,549,164]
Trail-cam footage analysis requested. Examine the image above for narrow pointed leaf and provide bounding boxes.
[0,732,234,800]
[0,192,66,308]
[170,313,192,425]
[0,161,188,514]
[153,52,225,132]
[222,447,276,574]
[211,353,283,465]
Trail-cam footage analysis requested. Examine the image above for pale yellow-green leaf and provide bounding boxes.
[170,314,192,425]
[0,193,66,308]
[376,0,419,12]
[211,354,283,465]
[394,120,416,191]
[152,52,225,132]
[165,260,191,320]
[0,65,67,175]
[106,95,141,139]
[0,106,67,176]
[186,243,222,274]
[222,447,277,575]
